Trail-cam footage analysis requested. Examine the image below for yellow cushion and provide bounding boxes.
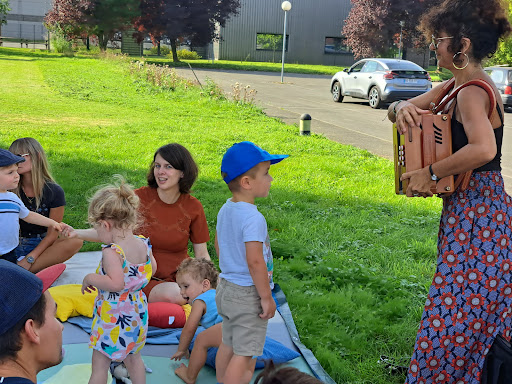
[182,304,192,320]
[48,284,97,322]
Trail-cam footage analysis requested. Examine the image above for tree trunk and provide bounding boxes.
[402,46,407,60]
[170,38,179,62]
[86,36,90,50]
[157,41,161,56]
[98,34,108,51]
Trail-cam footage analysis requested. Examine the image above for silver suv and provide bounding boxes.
[330,58,432,109]
[485,66,512,110]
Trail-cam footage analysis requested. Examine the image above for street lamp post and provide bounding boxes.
[398,20,405,59]
[280,1,291,83]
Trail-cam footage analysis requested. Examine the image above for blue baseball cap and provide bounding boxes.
[0,260,65,336]
[221,141,289,184]
[0,148,25,167]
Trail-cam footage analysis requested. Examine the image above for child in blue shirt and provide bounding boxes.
[0,149,62,264]
[215,141,288,384]
[173,258,222,384]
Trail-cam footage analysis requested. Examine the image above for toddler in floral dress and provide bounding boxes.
[62,176,157,384]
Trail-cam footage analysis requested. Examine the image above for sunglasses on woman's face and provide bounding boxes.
[17,153,30,158]
[430,35,454,49]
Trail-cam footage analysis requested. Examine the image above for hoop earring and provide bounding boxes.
[452,52,469,70]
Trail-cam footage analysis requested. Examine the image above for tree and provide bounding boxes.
[342,0,441,59]
[487,0,512,65]
[135,0,240,62]
[45,0,140,50]
[0,0,10,38]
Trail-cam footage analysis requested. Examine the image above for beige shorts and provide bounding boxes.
[216,278,268,357]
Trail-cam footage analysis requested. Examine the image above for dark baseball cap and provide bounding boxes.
[0,260,66,336]
[221,141,288,184]
[0,148,25,167]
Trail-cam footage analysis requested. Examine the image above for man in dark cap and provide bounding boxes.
[0,260,66,383]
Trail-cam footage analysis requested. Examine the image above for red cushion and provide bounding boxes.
[148,302,187,328]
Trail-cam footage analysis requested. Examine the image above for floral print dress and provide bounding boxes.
[406,172,512,384]
[89,236,153,361]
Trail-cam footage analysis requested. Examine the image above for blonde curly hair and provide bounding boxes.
[88,175,139,230]
[176,258,219,288]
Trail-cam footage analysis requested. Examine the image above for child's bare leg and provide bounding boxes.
[223,355,255,384]
[175,324,223,383]
[215,342,234,384]
[89,350,111,384]
[242,358,257,383]
[124,352,146,384]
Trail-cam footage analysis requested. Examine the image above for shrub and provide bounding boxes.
[177,49,201,60]
[50,31,73,56]
[148,45,171,56]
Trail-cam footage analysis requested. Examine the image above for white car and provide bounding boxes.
[330,58,432,109]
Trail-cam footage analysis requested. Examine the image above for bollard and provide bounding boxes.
[300,114,311,136]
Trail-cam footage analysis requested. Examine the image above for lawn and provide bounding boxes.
[0,47,443,384]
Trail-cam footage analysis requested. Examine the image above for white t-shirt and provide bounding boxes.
[217,198,274,289]
[0,191,30,254]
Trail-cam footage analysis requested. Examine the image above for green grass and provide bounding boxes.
[0,47,444,383]
[143,57,341,75]
[427,66,453,82]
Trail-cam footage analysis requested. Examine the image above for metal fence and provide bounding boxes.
[0,22,50,50]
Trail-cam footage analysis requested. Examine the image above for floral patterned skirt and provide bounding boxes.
[406,171,512,384]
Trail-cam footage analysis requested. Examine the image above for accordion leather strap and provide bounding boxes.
[432,79,496,119]
[429,78,497,195]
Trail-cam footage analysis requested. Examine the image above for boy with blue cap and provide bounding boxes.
[215,141,288,384]
[0,149,62,264]
[0,260,66,383]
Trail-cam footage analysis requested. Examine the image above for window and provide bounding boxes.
[324,37,350,54]
[349,61,366,73]
[487,69,504,84]
[256,33,289,51]
[362,61,378,72]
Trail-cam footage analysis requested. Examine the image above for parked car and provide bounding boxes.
[330,58,432,109]
[484,66,512,110]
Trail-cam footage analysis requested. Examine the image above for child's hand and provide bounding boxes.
[259,296,276,320]
[170,350,190,361]
[81,274,97,294]
[60,223,77,238]
[49,220,62,232]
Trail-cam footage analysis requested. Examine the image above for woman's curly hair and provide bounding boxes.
[419,0,511,62]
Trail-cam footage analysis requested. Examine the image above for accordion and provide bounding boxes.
[393,114,454,195]
[392,78,496,197]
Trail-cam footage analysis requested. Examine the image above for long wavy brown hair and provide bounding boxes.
[9,138,55,210]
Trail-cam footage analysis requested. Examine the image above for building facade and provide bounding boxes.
[2,0,51,41]
[215,0,354,66]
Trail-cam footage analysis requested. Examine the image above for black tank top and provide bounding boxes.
[451,103,504,172]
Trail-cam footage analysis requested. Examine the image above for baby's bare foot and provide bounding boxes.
[175,363,195,384]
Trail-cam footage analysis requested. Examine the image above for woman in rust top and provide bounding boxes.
[136,143,210,304]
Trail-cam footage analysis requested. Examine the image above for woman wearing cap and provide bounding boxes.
[134,143,211,304]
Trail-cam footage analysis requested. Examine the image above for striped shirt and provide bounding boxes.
[0,192,29,254]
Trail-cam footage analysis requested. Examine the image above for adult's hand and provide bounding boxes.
[401,166,434,198]
[17,258,32,271]
[395,100,431,135]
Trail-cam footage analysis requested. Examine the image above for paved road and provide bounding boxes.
[174,67,512,190]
